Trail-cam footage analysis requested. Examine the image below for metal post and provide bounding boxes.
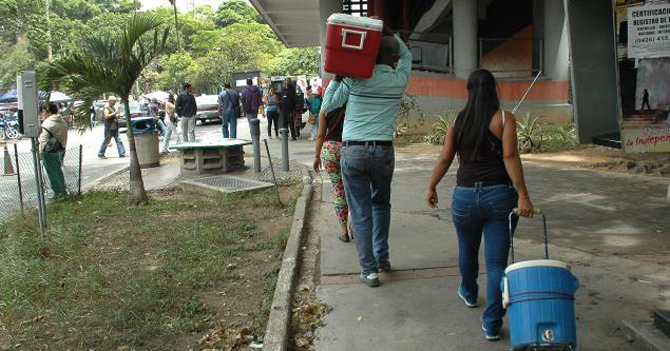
[250,118,261,173]
[263,139,282,206]
[31,137,47,237]
[14,143,23,214]
[78,144,83,195]
[279,128,289,172]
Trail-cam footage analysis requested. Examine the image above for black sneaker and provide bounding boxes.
[360,273,380,288]
[482,323,500,341]
[377,260,391,273]
[119,154,126,158]
[98,155,107,159]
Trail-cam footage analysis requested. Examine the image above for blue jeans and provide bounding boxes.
[98,127,126,156]
[451,184,518,332]
[341,144,395,275]
[222,110,237,138]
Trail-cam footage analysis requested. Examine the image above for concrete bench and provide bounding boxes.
[170,139,252,176]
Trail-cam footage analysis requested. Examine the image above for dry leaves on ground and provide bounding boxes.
[290,293,332,351]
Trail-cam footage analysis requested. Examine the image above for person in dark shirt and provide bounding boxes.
[175,82,198,141]
[426,69,534,341]
[281,78,297,140]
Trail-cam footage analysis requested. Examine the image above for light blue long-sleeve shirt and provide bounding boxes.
[321,34,412,141]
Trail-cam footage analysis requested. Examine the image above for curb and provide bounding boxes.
[622,320,670,351]
[263,168,313,351]
[81,165,130,192]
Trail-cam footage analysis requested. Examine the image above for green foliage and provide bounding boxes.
[516,113,577,153]
[158,52,198,92]
[516,113,542,153]
[214,0,260,28]
[425,112,457,145]
[395,94,426,139]
[0,38,38,92]
[270,47,321,76]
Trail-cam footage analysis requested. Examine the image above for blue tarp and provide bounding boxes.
[0,90,59,103]
[0,90,17,103]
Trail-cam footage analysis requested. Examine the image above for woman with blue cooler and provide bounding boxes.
[426,69,534,341]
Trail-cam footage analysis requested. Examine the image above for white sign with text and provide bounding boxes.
[628,3,670,58]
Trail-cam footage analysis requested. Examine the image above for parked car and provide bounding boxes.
[195,94,221,123]
[117,101,151,129]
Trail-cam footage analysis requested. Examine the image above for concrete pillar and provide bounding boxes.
[543,0,570,80]
[319,0,342,77]
[453,0,478,79]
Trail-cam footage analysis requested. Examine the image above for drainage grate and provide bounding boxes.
[181,175,273,194]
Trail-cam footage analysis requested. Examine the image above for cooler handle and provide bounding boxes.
[502,276,510,309]
[341,28,367,50]
[509,208,548,263]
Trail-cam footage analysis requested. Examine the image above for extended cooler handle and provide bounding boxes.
[509,208,548,263]
[341,28,367,50]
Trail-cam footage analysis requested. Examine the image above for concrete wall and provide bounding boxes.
[481,26,533,78]
[402,71,572,134]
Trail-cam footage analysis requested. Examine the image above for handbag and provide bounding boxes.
[308,113,316,125]
[42,127,65,153]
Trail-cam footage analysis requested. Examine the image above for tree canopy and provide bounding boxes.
[0,0,320,94]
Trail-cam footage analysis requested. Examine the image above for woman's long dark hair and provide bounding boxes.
[453,69,500,161]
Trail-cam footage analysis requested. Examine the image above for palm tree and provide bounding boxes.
[41,14,170,205]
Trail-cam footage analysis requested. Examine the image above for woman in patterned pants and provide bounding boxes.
[312,107,350,242]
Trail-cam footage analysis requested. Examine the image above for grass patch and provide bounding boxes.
[0,186,300,350]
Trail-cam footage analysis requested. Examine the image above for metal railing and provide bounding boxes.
[401,30,454,74]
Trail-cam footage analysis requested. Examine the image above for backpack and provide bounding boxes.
[42,127,65,154]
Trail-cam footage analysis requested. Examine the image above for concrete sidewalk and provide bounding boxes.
[307,152,670,351]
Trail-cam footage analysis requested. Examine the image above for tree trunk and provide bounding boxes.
[123,97,149,205]
[173,3,180,51]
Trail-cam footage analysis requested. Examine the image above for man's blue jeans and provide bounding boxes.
[451,184,518,332]
[98,127,126,157]
[341,144,395,276]
[222,110,237,138]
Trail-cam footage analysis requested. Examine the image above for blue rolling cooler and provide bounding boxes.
[502,211,579,351]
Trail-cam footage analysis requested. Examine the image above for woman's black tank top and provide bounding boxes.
[456,111,511,187]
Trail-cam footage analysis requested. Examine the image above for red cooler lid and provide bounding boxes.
[327,13,383,31]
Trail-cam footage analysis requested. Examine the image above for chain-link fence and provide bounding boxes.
[0,144,82,222]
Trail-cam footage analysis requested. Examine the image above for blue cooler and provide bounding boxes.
[503,211,579,351]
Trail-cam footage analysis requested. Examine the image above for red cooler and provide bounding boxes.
[324,14,383,79]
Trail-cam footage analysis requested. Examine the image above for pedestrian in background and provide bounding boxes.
[263,86,281,138]
[308,90,322,141]
[281,78,297,140]
[313,106,349,242]
[176,82,198,142]
[320,26,411,288]
[39,102,68,198]
[98,96,126,159]
[162,94,180,154]
[426,69,534,341]
[218,82,241,139]
[241,78,262,121]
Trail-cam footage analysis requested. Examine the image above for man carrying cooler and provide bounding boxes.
[321,25,411,288]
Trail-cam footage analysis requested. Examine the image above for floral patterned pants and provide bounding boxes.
[322,141,349,225]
